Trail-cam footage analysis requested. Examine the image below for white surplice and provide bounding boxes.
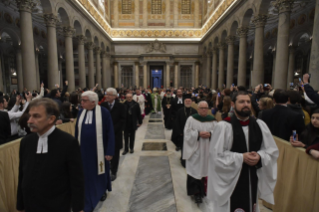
[207,119,279,212]
[133,94,145,115]
[183,116,217,179]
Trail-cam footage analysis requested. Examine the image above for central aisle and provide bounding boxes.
[93,114,272,212]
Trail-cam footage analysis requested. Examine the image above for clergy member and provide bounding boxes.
[171,94,197,166]
[162,89,173,129]
[207,91,279,212]
[151,88,161,113]
[17,98,84,212]
[183,101,217,204]
[133,89,146,119]
[75,91,115,212]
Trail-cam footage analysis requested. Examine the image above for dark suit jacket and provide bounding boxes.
[0,111,11,145]
[17,128,84,212]
[124,101,142,131]
[261,105,305,141]
[101,100,126,149]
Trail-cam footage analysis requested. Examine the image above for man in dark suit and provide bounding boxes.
[0,96,11,145]
[17,98,84,212]
[101,88,126,181]
[261,89,305,141]
[123,93,142,155]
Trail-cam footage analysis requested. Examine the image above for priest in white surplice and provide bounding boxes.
[207,91,278,212]
[75,91,115,212]
[183,101,217,204]
[133,89,145,118]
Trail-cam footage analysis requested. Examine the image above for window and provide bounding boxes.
[180,65,193,88]
[121,66,133,88]
[181,0,191,14]
[122,0,132,14]
[151,0,162,14]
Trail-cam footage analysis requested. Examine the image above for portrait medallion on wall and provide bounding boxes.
[298,14,306,25]
[4,13,13,24]
[41,30,46,39]
[290,19,295,29]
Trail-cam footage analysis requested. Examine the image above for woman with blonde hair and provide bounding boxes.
[257,97,274,119]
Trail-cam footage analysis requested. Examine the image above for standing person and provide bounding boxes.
[133,89,146,119]
[171,94,197,166]
[171,89,184,120]
[50,81,68,109]
[162,89,173,129]
[75,91,115,212]
[151,88,161,113]
[101,88,126,181]
[183,101,217,204]
[123,93,142,155]
[0,96,11,145]
[143,89,153,115]
[207,91,279,212]
[17,98,84,212]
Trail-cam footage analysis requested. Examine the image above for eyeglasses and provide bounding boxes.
[80,99,89,102]
[198,107,209,110]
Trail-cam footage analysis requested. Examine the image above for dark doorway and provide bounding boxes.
[150,66,163,89]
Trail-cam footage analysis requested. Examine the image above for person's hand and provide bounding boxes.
[65,80,68,86]
[56,120,63,125]
[105,155,113,161]
[243,152,260,166]
[230,85,234,92]
[70,118,74,122]
[16,95,22,105]
[95,83,98,87]
[55,84,60,88]
[266,83,273,91]
[303,73,310,84]
[310,150,319,159]
[25,92,32,102]
[41,82,44,88]
[199,131,210,138]
[290,140,305,148]
[300,82,305,92]
[254,85,260,94]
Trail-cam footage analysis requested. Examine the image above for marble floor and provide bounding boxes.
[93,114,273,212]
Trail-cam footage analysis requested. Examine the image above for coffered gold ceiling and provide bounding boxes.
[75,0,238,40]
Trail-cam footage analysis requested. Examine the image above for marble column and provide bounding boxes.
[226,36,236,88]
[309,0,319,90]
[113,0,119,27]
[252,15,267,87]
[16,0,37,90]
[94,47,102,87]
[274,0,294,89]
[194,0,199,28]
[174,0,178,27]
[105,54,111,88]
[44,13,59,89]
[165,63,170,88]
[271,50,276,85]
[63,26,75,91]
[206,52,212,87]
[0,58,3,92]
[143,63,147,88]
[174,62,178,87]
[86,42,95,89]
[35,51,40,88]
[287,46,295,88]
[165,0,170,27]
[212,47,218,89]
[16,49,24,91]
[195,62,199,88]
[135,0,139,27]
[217,42,226,89]
[143,0,147,27]
[114,62,119,88]
[237,27,249,87]
[76,35,87,89]
[135,62,139,87]
[101,51,108,89]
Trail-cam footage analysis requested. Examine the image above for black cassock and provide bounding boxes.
[162,96,173,129]
[17,128,84,212]
[171,107,197,166]
[144,93,153,115]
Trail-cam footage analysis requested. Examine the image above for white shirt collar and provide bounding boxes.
[36,125,56,154]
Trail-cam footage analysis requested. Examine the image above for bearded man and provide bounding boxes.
[207,91,279,212]
[171,94,197,166]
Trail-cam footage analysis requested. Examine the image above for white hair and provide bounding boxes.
[197,101,208,107]
[106,87,117,96]
[81,91,98,105]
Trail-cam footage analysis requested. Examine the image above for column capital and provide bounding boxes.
[94,47,101,54]
[86,42,95,50]
[76,35,87,45]
[217,42,227,49]
[43,13,59,28]
[63,26,75,37]
[273,0,294,14]
[174,62,179,66]
[236,27,249,38]
[16,0,36,13]
[289,45,296,52]
[113,61,118,66]
[212,46,218,53]
[252,15,268,28]
[225,36,237,45]
[135,62,139,66]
